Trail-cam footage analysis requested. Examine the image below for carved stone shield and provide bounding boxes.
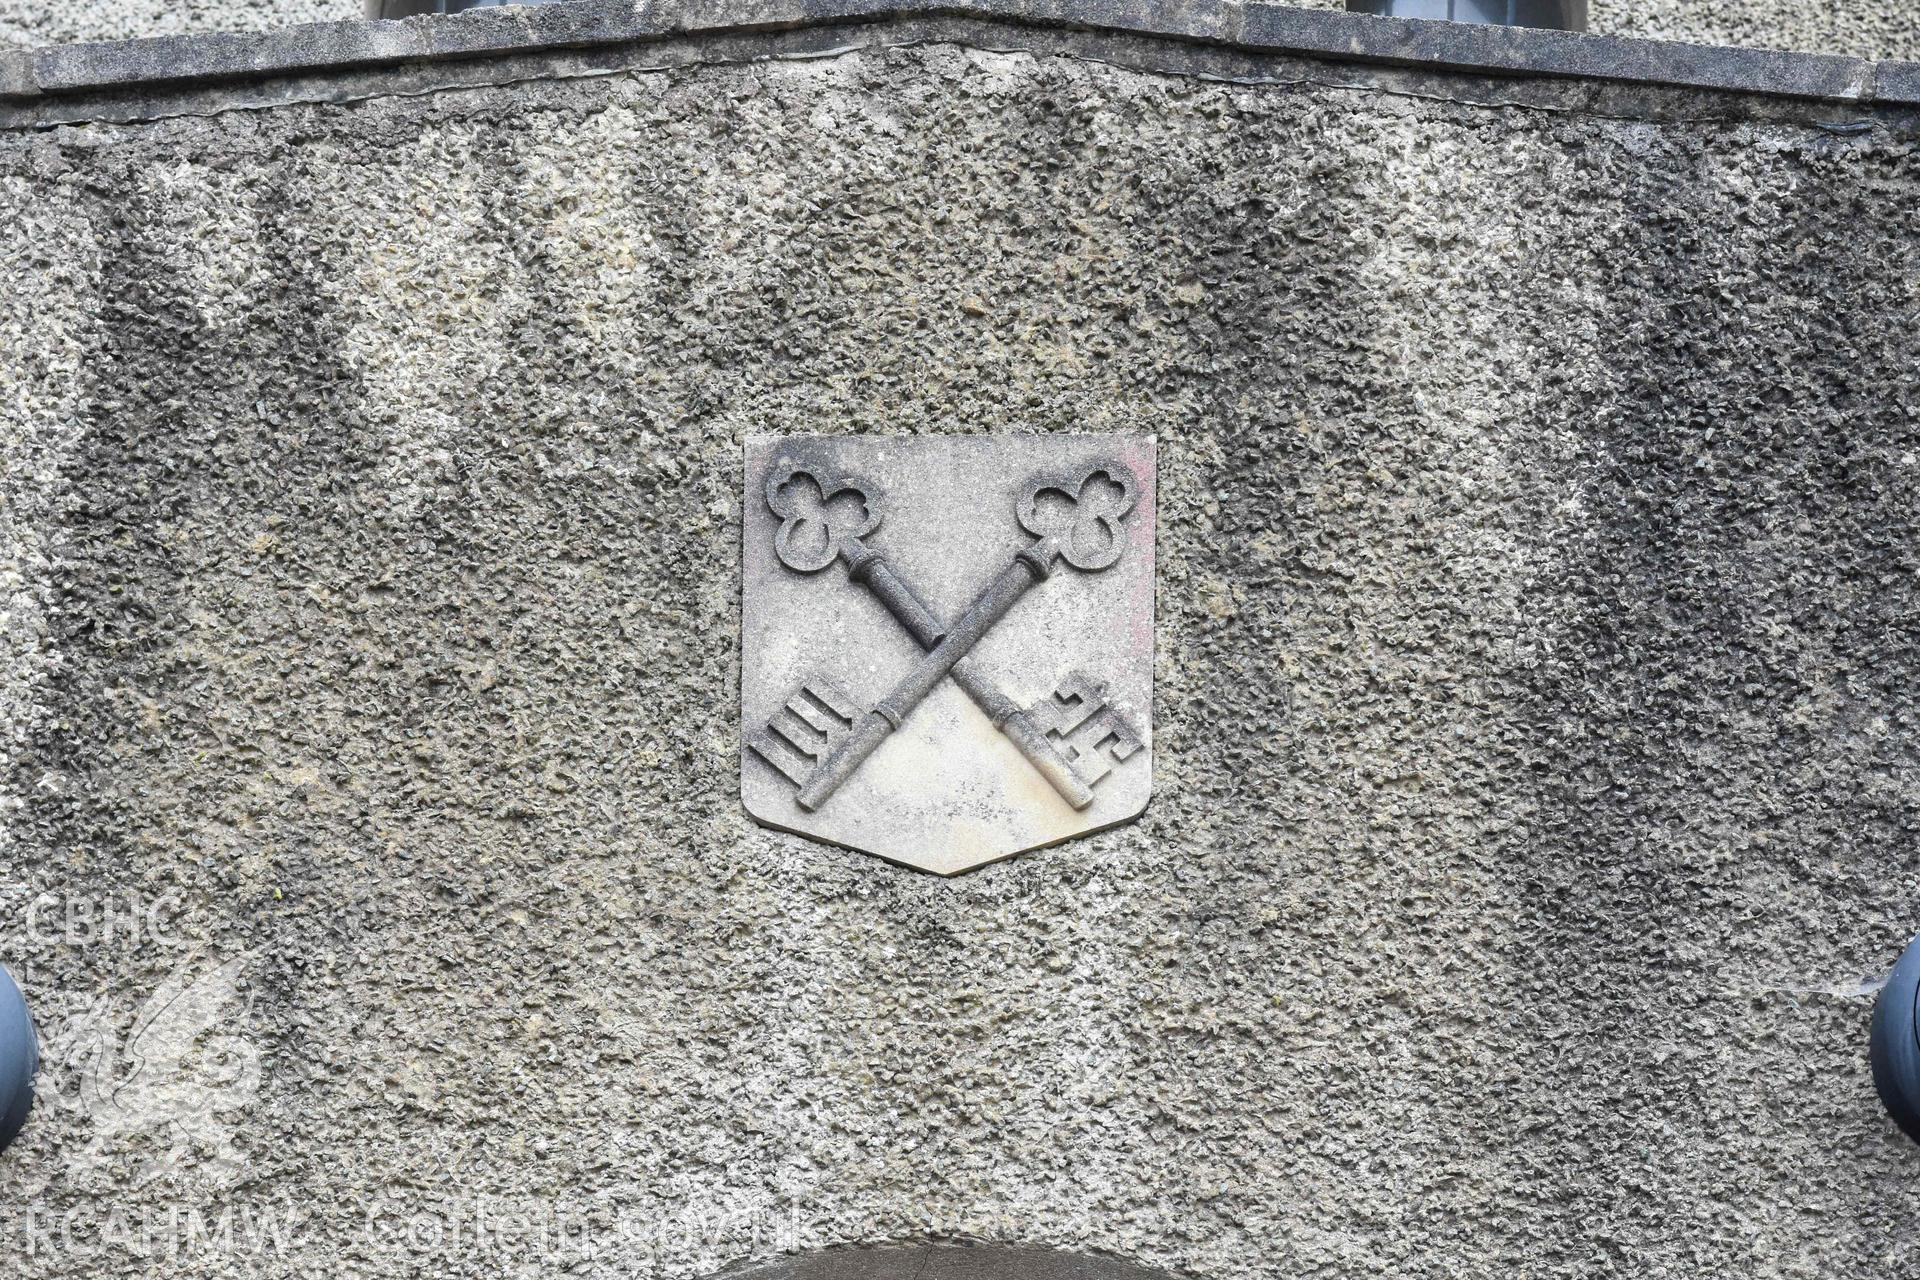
[741,434,1156,875]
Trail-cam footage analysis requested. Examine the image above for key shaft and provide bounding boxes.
[845,545,1093,810]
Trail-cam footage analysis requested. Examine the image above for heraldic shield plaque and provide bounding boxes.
[741,434,1156,875]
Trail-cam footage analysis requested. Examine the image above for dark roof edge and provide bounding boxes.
[1,0,1916,111]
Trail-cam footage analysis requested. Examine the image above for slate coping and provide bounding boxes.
[0,0,1913,114]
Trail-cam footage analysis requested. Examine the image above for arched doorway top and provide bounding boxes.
[716,1245,1189,1280]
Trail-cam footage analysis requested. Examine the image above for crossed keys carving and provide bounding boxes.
[749,454,1146,813]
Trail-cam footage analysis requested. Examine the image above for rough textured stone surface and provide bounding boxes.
[2,25,1920,1280]
[1592,0,1920,60]
[1286,0,1920,60]
[0,0,338,52]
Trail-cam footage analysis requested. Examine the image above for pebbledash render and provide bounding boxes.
[4,1,1920,1277]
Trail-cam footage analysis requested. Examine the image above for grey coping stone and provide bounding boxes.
[1876,58,1920,105]
[1,0,1917,111]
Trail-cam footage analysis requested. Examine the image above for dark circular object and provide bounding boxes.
[1346,0,1587,30]
[0,965,36,1155]
[367,0,571,17]
[1872,933,1920,1144]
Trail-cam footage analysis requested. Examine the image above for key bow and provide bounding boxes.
[1016,463,1137,573]
[767,458,881,574]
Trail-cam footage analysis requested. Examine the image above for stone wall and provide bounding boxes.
[1291,0,1920,60]
[2,5,1920,1278]
[0,0,337,51]
[1593,0,1920,57]
[6,0,1920,59]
